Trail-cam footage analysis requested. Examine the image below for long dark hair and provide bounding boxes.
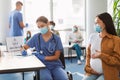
[97,12,117,35]
[26,31,31,41]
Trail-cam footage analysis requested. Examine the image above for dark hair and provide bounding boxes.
[73,25,78,30]
[97,12,117,35]
[36,16,48,24]
[26,31,31,41]
[16,1,23,6]
[49,21,55,26]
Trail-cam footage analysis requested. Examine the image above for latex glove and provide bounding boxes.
[25,23,29,27]
[33,52,45,61]
[21,50,27,56]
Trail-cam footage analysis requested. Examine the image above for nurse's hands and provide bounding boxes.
[21,50,27,56]
[25,23,29,27]
[33,52,45,61]
[91,50,101,59]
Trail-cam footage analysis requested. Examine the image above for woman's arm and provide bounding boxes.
[92,37,120,66]
[20,44,30,51]
[99,52,120,66]
[76,32,84,43]
[84,44,100,75]
[45,50,61,61]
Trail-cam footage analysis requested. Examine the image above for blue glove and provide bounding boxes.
[33,52,45,61]
[21,50,27,56]
[25,23,29,27]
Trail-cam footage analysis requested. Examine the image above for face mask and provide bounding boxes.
[27,34,30,37]
[95,25,102,33]
[73,28,77,32]
[49,25,54,30]
[40,26,48,34]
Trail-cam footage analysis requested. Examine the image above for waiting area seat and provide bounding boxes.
[68,46,86,62]
[0,43,2,45]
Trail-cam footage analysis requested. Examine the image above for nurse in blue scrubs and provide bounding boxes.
[22,16,68,80]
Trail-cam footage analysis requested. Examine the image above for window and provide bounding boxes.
[11,0,86,45]
[53,0,86,45]
[24,0,51,35]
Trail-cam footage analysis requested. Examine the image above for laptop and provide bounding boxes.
[6,36,24,55]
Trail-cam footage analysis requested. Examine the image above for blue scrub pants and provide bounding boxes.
[40,67,68,80]
[72,44,82,60]
[82,74,104,80]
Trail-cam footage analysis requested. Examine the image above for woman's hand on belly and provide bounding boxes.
[91,50,101,58]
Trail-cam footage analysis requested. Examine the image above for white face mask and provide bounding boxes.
[72,27,77,32]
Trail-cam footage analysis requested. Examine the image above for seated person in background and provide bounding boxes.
[24,30,31,43]
[21,16,68,80]
[68,25,84,64]
[49,21,60,36]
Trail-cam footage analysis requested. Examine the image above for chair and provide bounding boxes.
[59,50,66,69]
[59,50,73,80]
[68,46,86,62]
[0,43,2,45]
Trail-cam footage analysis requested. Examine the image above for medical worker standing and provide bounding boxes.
[22,16,68,80]
[9,1,25,36]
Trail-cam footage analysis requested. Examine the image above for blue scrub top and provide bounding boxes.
[9,10,23,36]
[27,33,63,69]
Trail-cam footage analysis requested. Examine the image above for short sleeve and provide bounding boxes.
[55,36,63,51]
[27,35,36,48]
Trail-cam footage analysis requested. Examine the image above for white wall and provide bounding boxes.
[86,0,107,40]
[0,0,11,44]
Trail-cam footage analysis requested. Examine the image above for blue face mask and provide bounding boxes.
[40,26,48,34]
[27,34,30,37]
[95,25,102,33]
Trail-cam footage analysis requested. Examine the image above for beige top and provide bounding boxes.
[68,31,83,46]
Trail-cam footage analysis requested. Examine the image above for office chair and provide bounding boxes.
[59,50,73,80]
[68,46,86,62]
[0,43,2,45]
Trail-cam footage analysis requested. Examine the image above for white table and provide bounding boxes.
[0,55,46,80]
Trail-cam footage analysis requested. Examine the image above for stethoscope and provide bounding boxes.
[38,33,56,54]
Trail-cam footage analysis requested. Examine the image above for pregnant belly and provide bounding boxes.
[90,58,103,73]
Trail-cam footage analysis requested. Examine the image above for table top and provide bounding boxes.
[0,55,46,73]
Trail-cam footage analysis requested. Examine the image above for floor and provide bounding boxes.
[65,57,85,80]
